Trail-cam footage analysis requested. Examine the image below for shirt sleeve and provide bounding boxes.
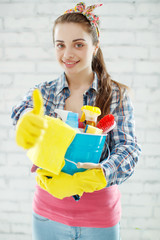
[11,82,48,126]
[11,87,35,126]
[100,86,141,187]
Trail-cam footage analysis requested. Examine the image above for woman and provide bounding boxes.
[11,2,141,240]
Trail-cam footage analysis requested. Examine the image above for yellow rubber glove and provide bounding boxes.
[36,168,107,199]
[16,89,47,149]
[27,115,77,175]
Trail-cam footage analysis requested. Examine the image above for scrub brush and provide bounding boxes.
[96,114,116,133]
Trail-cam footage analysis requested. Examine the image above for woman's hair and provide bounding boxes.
[53,13,126,120]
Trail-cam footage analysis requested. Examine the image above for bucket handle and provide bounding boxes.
[65,142,110,169]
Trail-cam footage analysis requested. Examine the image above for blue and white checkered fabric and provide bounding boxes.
[11,72,141,187]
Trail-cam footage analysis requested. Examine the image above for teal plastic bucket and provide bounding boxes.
[63,133,106,175]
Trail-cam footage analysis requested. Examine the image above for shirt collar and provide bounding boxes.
[55,72,98,96]
[55,72,69,96]
[88,72,98,92]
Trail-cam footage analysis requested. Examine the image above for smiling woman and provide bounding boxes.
[11,2,141,240]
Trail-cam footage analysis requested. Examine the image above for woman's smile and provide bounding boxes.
[62,60,80,68]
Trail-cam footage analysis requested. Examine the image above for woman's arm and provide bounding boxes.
[11,81,51,125]
[101,87,141,187]
[11,87,36,125]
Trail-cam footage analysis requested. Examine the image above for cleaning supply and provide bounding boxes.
[54,109,71,122]
[85,125,103,134]
[25,89,77,175]
[27,115,77,175]
[63,133,106,175]
[54,109,79,129]
[97,114,116,133]
[64,126,106,201]
[80,105,101,127]
[15,89,48,150]
[77,141,111,170]
[66,112,79,128]
[36,168,107,200]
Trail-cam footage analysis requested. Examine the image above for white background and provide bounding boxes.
[0,0,160,239]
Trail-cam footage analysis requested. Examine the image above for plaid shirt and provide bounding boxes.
[11,72,141,187]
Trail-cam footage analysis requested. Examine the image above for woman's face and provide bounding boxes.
[54,23,97,76]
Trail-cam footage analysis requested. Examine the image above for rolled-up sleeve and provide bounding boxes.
[101,86,141,187]
[11,88,34,126]
[11,82,49,126]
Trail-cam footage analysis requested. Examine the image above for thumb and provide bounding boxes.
[32,89,44,116]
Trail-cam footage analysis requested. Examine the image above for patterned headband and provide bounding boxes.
[64,2,102,38]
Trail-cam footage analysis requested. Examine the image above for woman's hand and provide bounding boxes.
[36,168,107,199]
[15,89,48,149]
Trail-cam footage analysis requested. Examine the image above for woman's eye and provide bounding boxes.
[56,44,64,49]
[75,43,84,48]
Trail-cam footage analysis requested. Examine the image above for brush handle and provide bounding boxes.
[103,121,116,134]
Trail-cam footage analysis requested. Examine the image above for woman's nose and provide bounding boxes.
[63,47,74,59]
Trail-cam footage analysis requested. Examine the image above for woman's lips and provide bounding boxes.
[62,60,80,68]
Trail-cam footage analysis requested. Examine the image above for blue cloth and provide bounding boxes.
[11,72,141,187]
[32,211,120,240]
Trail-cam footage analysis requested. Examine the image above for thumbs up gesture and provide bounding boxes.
[16,89,48,149]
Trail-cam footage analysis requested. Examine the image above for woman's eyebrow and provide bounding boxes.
[55,38,86,43]
[72,38,86,42]
[55,40,64,43]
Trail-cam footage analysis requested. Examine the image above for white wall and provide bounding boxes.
[0,0,160,239]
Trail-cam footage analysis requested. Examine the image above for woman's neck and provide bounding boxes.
[65,71,94,91]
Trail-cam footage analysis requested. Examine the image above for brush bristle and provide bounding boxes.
[97,114,115,131]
